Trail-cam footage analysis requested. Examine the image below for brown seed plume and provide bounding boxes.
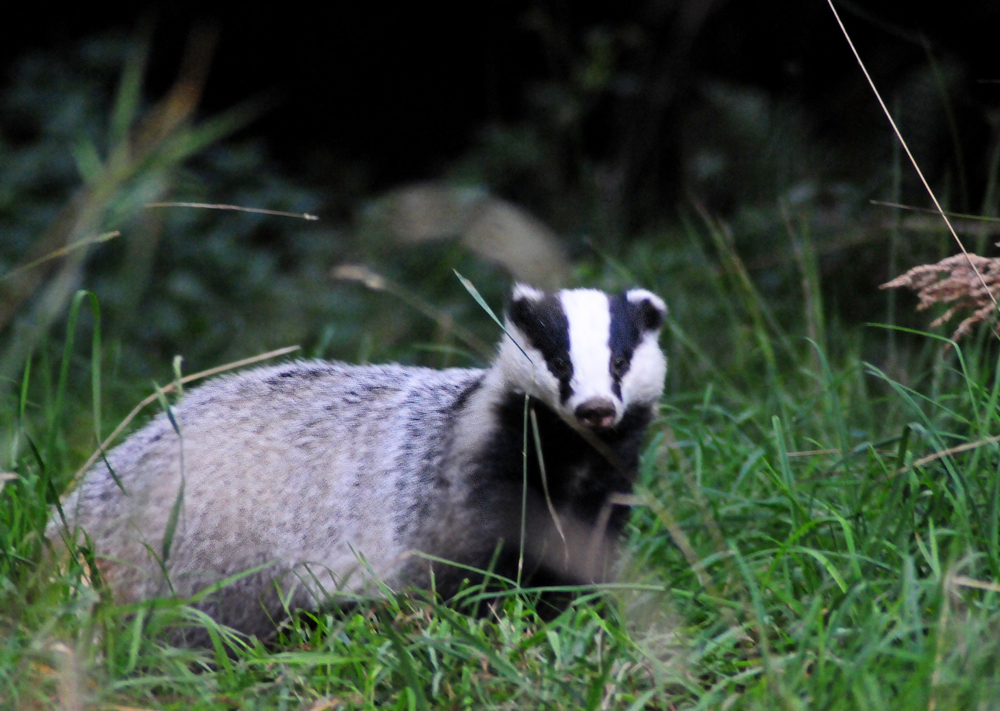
[881,251,1000,341]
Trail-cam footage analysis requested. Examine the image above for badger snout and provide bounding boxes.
[574,397,618,430]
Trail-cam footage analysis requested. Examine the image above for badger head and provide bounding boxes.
[499,284,667,431]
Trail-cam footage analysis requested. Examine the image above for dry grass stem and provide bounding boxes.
[145,202,318,220]
[893,432,1000,475]
[881,251,1000,341]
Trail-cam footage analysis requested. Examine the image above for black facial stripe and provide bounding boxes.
[507,293,574,402]
[608,292,648,397]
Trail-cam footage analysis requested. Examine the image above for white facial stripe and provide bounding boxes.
[620,331,667,407]
[501,321,560,400]
[559,289,617,408]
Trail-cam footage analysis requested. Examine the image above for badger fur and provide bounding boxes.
[51,284,667,640]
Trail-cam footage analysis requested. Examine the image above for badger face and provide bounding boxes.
[502,284,667,431]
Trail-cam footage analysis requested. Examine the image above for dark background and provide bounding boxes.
[4,1,998,227]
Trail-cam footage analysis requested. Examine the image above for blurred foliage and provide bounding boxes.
[0,37,519,394]
[0,21,995,416]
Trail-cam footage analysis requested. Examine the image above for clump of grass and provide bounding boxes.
[0,29,255,384]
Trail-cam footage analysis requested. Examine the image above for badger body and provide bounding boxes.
[54,285,667,639]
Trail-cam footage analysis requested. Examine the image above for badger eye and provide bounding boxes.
[549,356,570,378]
[612,355,628,376]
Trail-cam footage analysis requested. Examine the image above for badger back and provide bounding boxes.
[498,284,667,432]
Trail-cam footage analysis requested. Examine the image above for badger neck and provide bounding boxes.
[490,391,650,524]
[452,363,645,519]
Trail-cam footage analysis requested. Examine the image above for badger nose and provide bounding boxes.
[574,398,617,430]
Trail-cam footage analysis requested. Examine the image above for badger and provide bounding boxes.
[51,284,667,640]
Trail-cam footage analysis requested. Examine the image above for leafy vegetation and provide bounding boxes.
[4,28,1000,711]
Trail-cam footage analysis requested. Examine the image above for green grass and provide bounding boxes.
[5,256,1000,709]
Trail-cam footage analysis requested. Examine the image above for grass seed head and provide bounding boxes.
[881,249,1000,341]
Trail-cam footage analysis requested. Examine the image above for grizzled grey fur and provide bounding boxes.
[51,284,667,641]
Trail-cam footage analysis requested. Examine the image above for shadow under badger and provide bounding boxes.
[51,284,667,639]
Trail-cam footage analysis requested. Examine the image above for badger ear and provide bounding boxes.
[626,289,667,331]
[510,283,545,303]
[505,283,545,323]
